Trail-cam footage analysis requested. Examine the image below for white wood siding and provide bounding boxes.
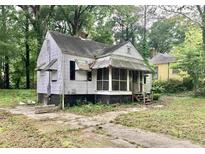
[37,32,62,94]
[112,42,144,61]
[62,54,96,94]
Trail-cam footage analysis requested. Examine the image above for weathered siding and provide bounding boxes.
[62,54,96,95]
[112,42,144,61]
[37,32,62,94]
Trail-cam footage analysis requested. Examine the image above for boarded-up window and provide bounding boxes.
[97,68,109,90]
[70,61,75,80]
[112,68,127,91]
[51,71,57,82]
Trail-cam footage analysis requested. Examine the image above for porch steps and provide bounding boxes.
[133,93,152,105]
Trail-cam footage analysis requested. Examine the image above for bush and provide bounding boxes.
[152,78,194,94]
[195,87,205,97]
[153,93,161,100]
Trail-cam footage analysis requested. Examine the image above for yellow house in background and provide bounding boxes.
[150,53,181,81]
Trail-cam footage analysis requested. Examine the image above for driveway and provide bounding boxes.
[1,105,202,148]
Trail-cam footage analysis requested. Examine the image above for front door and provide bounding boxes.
[133,71,139,93]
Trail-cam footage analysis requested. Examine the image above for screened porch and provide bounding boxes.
[96,67,148,94]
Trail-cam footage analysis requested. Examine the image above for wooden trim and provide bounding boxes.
[109,66,112,91]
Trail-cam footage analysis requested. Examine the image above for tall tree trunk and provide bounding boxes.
[25,13,30,89]
[4,56,9,89]
[143,5,147,57]
[2,6,9,89]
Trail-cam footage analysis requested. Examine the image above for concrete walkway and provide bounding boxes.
[1,105,202,148]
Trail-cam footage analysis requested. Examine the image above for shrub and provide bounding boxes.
[195,87,205,97]
[153,93,161,100]
[152,81,165,93]
[152,78,194,94]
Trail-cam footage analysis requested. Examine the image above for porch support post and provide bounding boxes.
[109,66,112,91]
[127,70,129,91]
[138,71,140,92]
[142,71,144,92]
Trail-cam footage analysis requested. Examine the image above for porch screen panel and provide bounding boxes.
[112,68,119,90]
[97,68,109,90]
[112,68,127,91]
[120,69,127,91]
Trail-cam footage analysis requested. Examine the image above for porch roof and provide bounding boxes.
[35,62,46,71]
[91,58,150,72]
[44,59,58,71]
[75,60,91,71]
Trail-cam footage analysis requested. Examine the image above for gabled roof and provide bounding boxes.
[49,31,134,59]
[99,41,129,56]
[49,31,110,58]
[150,53,176,65]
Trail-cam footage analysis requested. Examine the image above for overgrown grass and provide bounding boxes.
[66,103,140,116]
[115,96,205,145]
[0,89,36,108]
[0,110,116,147]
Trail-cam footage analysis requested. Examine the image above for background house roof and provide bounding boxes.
[50,31,110,58]
[150,53,176,65]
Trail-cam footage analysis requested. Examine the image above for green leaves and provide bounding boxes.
[148,17,186,53]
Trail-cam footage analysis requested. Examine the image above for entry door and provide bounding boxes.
[133,71,139,93]
[139,71,143,92]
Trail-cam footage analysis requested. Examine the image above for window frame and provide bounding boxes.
[70,61,75,80]
[87,71,92,81]
[112,68,127,91]
[51,70,58,82]
[97,68,109,91]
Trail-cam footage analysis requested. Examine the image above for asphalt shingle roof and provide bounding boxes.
[150,53,176,65]
[50,31,110,58]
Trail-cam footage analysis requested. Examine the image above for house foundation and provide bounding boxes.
[37,93,132,106]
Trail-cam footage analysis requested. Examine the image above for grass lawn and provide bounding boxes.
[0,110,118,147]
[0,89,37,108]
[65,103,141,116]
[115,96,205,145]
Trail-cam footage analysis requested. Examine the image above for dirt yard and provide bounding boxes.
[0,104,202,148]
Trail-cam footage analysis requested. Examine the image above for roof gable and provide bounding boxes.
[110,42,144,61]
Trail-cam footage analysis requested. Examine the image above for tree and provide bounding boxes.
[52,5,95,36]
[111,6,139,44]
[0,6,17,88]
[90,6,114,44]
[148,17,185,53]
[171,25,205,93]
[18,5,55,55]
[160,5,205,56]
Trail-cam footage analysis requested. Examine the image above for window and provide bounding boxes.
[70,61,75,80]
[144,74,148,84]
[87,71,92,81]
[112,68,127,91]
[97,68,109,90]
[172,69,179,74]
[51,71,57,82]
[127,47,131,54]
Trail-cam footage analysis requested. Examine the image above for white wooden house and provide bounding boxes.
[36,31,152,106]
